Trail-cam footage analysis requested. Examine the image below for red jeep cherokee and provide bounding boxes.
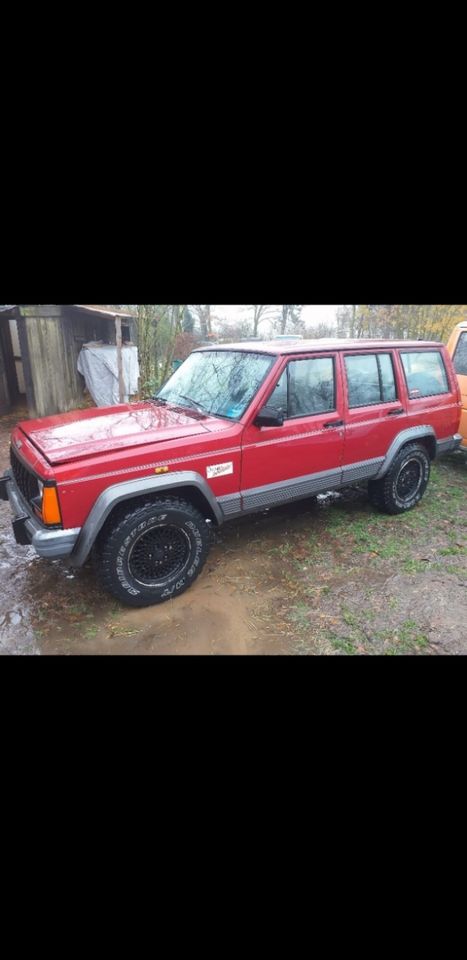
[0,339,462,607]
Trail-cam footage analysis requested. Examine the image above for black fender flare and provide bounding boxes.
[70,470,223,567]
[375,426,436,480]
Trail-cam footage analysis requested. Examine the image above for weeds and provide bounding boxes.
[279,460,467,655]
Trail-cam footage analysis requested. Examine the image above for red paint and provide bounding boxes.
[11,339,461,531]
[20,402,211,464]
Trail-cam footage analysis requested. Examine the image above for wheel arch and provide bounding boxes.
[70,471,223,567]
[376,426,437,479]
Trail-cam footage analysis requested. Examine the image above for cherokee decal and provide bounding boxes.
[206,462,234,480]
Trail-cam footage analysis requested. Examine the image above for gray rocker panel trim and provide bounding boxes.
[341,457,385,484]
[241,467,343,515]
[233,458,385,517]
[436,434,462,456]
[375,426,437,479]
[70,471,224,568]
[218,493,243,517]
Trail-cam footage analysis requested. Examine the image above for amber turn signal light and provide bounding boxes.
[42,486,62,526]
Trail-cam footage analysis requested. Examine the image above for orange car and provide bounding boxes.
[447,321,467,450]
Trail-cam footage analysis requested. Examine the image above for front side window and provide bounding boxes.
[453,332,467,376]
[268,369,288,414]
[401,351,449,398]
[345,353,397,408]
[157,351,274,420]
[267,357,335,418]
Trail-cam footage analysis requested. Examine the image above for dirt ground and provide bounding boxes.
[1,409,466,655]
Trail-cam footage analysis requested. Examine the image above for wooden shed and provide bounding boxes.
[0,304,136,418]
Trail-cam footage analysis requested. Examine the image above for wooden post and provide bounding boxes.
[115,316,125,404]
[0,324,11,414]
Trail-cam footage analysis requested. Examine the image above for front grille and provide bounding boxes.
[10,446,40,505]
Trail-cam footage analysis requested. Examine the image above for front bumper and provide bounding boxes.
[1,470,81,560]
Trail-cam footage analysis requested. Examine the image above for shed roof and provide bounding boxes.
[72,304,134,319]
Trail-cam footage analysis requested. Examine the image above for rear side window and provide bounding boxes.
[345,353,397,408]
[401,351,449,398]
[453,332,467,376]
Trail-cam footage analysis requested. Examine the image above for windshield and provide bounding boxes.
[157,351,274,420]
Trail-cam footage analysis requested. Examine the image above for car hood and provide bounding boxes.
[18,402,213,465]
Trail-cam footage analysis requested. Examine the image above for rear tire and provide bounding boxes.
[97,497,210,607]
[368,443,431,515]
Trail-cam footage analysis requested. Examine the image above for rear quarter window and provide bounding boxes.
[453,332,467,376]
[400,351,449,399]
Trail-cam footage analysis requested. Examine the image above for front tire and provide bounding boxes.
[97,498,210,607]
[368,443,431,515]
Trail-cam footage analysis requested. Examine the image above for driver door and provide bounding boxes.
[240,353,345,511]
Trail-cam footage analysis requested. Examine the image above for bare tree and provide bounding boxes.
[131,305,167,393]
[183,306,195,333]
[247,305,278,337]
[279,305,305,335]
[191,305,212,340]
[159,305,184,384]
[216,317,253,342]
[126,305,185,395]
[304,321,337,340]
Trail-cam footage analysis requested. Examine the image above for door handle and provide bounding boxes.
[324,420,344,429]
[387,409,404,417]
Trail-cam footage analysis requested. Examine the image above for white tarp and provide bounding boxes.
[77,343,140,407]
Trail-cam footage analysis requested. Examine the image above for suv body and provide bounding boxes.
[447,321,467,450]
[1,339,462,606]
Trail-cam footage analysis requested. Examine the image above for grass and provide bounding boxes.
[328,620,430,656]
[271,457,467,655]
[330,635,358,655]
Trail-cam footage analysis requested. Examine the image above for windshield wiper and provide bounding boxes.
[177,395,209,414]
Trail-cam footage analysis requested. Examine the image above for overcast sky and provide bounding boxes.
[214,305,340,329]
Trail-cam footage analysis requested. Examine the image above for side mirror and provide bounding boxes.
[254,405,284,428]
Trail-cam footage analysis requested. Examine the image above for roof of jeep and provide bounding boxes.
[196,338,445,356]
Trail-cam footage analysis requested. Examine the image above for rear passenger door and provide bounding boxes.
[341,350,407,480]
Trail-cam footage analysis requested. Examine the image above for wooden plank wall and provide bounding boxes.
[19,306,119,417]
[0,316,20,408]
[21,307,73,417]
